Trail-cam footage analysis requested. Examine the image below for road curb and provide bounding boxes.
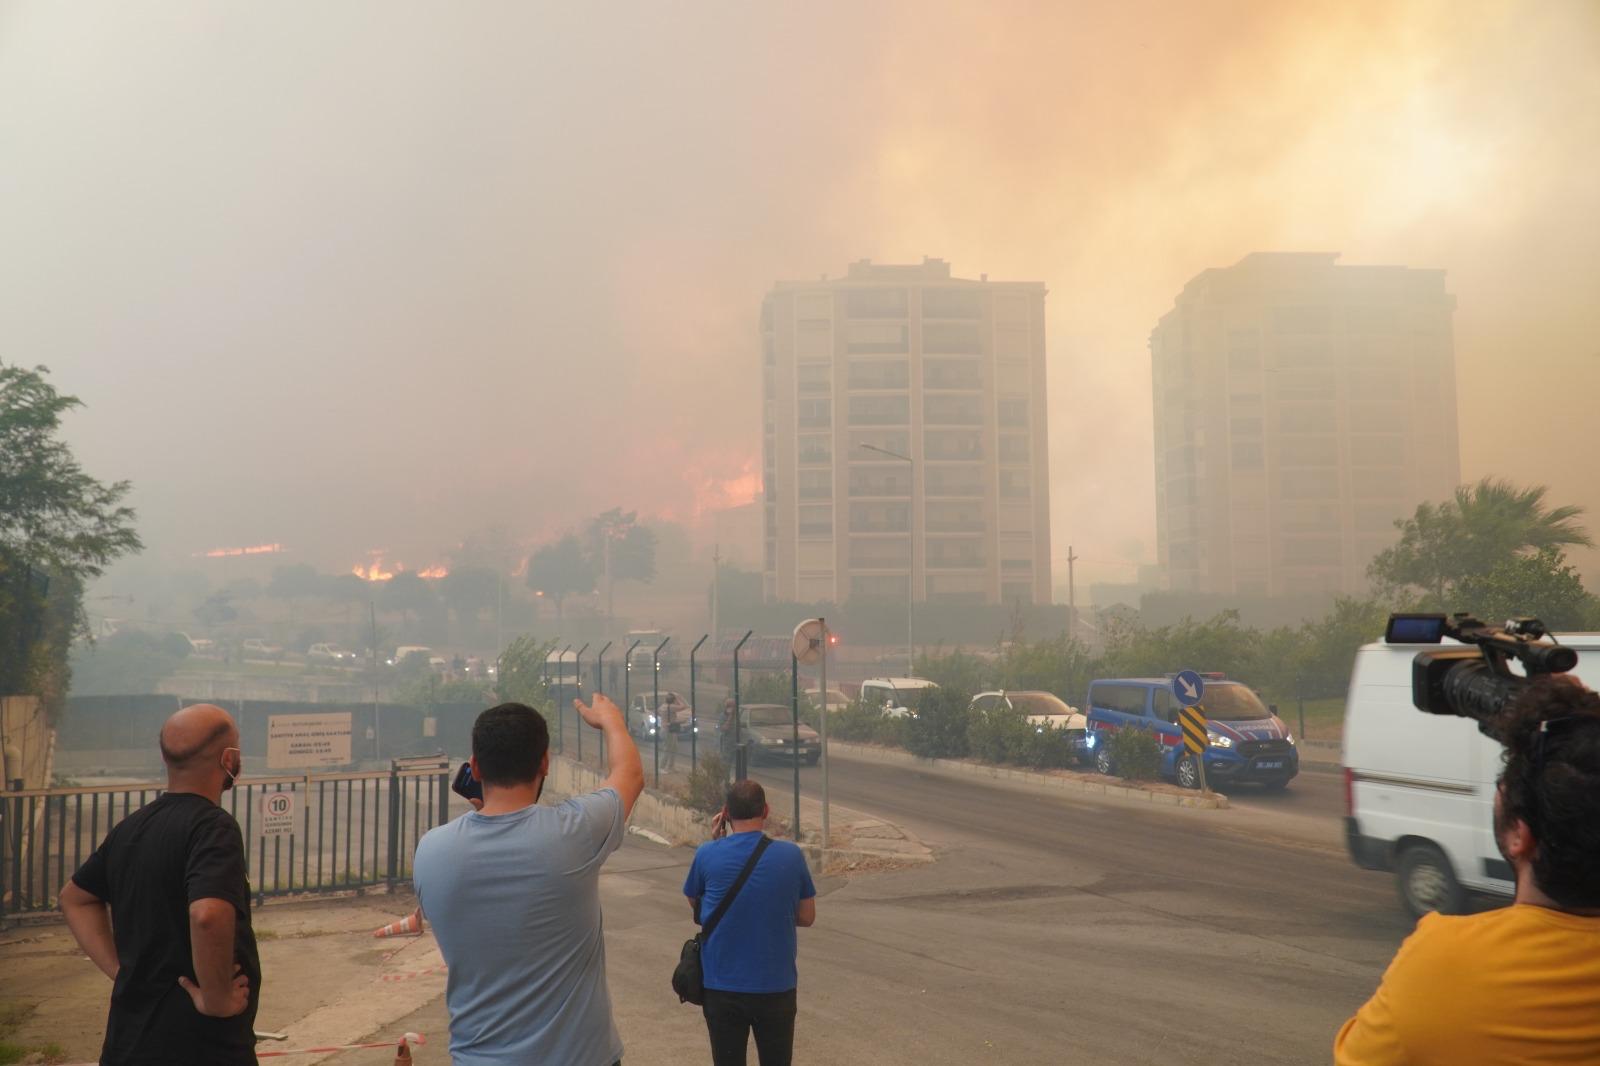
[828,742,1230,809]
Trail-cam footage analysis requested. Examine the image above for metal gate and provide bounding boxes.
[0,760,451,924]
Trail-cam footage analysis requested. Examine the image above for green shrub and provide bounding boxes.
[904,687,971,759]
[680,754,730,815]
[828,702,909,747]
[967,705,1079,768]
[1106,728,1162,781]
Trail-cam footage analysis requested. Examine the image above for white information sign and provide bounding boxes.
[261,792,295,838]
[267,712,353,769]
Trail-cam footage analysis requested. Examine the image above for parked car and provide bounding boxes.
[241,638,284,659]
[387,645,434,667]
[1344,630,1600,917]
[969,691,1090,763]
[178,632,217,657]
[805,687,851,714]
[1084,674,1298,790]
[307,642,356,664]
[718,703,819,765]
[860,678,939,718]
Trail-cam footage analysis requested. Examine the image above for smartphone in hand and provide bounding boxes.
[451,761,483,803]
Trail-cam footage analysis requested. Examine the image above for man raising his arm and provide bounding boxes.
[59,703,257,1066]
[413,694,644,1066]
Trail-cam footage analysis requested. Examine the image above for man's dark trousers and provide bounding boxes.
[702,988,797,1066]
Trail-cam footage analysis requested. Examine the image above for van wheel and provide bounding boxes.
[1396,842,1467,918]
[1176,754,1201,790]
[1095,746,1115,776]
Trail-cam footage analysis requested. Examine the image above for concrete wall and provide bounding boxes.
[546,755,714,845]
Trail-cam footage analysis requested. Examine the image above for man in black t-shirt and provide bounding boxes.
[60,703,260,1066]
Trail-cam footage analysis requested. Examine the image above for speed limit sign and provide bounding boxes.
[261,792,295,838]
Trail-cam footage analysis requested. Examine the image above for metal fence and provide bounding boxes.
[0,761,452,925]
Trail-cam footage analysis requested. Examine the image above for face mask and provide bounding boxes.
[221,748,241,792]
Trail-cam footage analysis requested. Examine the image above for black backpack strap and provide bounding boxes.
[700,835,772,943]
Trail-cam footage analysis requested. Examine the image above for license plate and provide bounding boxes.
[1256,760,1283,770]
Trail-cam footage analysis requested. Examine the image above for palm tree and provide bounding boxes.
[1451,478,1592,573]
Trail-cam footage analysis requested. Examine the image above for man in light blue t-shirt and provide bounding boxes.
[414,695,644,1066]
[684,780,817,1066]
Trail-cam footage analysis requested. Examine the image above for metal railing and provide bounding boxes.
[1,761,452,925]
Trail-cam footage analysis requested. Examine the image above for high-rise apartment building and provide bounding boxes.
[1151,252,1460,597]
[761,258,1052,605]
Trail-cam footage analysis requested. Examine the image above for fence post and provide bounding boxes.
[791,652,801,843]
[688,635,708,771]
[385,762,400,892]
[437,765,449,828]
[732,630,753,782]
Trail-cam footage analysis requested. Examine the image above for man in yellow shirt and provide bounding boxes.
[1334,678,1600,1064]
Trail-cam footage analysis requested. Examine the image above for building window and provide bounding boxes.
[798,504,833,537]
[1231,441,1264,470]
[850,538,911,569]
[848,466,910,498]
[993,292,1029,325]
[798,470,832,500]
[847,321,909,354]
[925,429,983,461]
[849,429,910,456]
[849,502,909,533]
[926,501,984,533]
[848,395,910,426]
[925,465,983,497]
[998,434,1029,463]
[922,289,983,319]
[1277,406,1336,434]
[797,362,831,394]
[798,434,831,464]
[923,321,984,354]
[850,574,909,600]
[846,288,908,319]
[924,357,983,390]
[1000,581,1034,605]
[797,398,831,429]
[997,397,1028,427]
[796,322,832,361]
[929,573,988,603]
[926,537,985,569]
[847,359,910,389]
[1230,416,1263,437]
[1279,436,1338,467]
[1283,537,1342,566]
[925,394,982,426]
[998,469,1031,499]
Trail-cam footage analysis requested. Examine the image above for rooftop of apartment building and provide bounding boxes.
[1176,251,1451,300]
[769,257,1046,291]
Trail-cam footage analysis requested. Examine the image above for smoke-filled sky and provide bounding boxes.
[3,1,1599,588]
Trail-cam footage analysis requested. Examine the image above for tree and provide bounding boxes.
[1453,548,1598,632]
[0,364,141,705]
[440,566,500,628]
[526,535,595,623]
[586,508,657,621]
[1370,479,1592,604]
[381,571,436,626]
[267,564,324,601]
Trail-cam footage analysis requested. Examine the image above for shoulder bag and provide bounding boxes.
[672,834,772,1005]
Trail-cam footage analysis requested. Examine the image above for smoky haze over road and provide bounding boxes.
[2,2,1598,585]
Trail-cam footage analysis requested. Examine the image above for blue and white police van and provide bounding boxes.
[1083,673,1299,790]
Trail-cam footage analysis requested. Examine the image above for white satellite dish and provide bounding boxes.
[792,618,827,666]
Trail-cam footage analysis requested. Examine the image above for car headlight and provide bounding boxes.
[1206,731,1234,749]
[1085,733,1098,748]
[647,714,658,725]
[1285,732,1296,746]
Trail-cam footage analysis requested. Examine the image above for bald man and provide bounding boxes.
[60,703,260,1066]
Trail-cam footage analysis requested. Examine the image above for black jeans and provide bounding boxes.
[702,988,797,1066]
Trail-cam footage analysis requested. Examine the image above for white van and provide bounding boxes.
[1343,632,1600,917]
[860,678,938,718]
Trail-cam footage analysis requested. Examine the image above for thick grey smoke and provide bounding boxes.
[2,1,1597,586]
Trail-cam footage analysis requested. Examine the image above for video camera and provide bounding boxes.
[1387,613,1578,740]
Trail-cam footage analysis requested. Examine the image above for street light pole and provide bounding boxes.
[860,442,915,676]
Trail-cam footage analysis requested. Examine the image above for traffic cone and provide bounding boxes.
[374,910,424,938]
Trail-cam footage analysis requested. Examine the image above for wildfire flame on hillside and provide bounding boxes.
[197,543,285,558]
[351,551,449,582]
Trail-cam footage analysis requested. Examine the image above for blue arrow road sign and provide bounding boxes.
[1173,670,1205,707]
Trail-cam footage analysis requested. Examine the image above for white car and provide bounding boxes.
[860,678,939,718]
[1345,629,1600,917]
[307,642,356,663]
[970,690,1091,763]
[805,687,851,714]
[241,638,284,658]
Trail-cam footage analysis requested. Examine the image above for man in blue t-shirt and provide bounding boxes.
[413,695,644,1066]
[683,780,817,1066]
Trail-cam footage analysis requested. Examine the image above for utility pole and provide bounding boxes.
[710,543,722,639]
[369,599,381,762]
[1067,544,1080,640]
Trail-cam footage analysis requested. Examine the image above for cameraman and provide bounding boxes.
[1334,676,1600,1064]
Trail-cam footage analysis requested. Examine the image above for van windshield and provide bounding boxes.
[872,685,932,711]
[1204,684,1271,721]
[1008,693,1073,717]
